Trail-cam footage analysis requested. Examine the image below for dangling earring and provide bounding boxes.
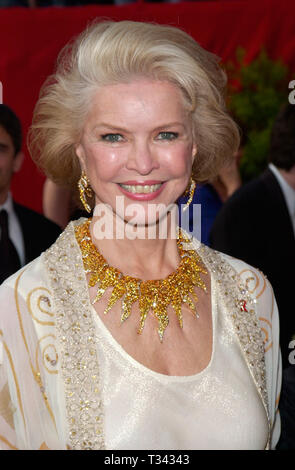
[78,171,93,213]
[182,177,196,212]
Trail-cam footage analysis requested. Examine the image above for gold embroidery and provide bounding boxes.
[261,326,269,342]
[256,275,267,299]
[259,317,273,352]
[239,269,259,292]
[44,221,105,450]
[239,268,267,300]
[27,287,55,325]
[36,335,58,375]
[0,382,15,429]
[14,271,31,357]
[0,434,18,450]
[39,441,50,450]
[14,271,57,431]
[259,317,272,329]
[0,330,25,430]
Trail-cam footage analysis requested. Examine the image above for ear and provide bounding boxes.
[191,142,197,164]
[13,151,24,173]
[75,143,86,171]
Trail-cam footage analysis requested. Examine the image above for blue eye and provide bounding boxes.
[101,134,123,143]
[157,132,179,141]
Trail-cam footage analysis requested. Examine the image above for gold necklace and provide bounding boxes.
[75,219,208,341]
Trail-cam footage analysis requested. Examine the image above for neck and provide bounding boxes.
[90,209,180,280]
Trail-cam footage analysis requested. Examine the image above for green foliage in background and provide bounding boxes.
[225,48,291,181]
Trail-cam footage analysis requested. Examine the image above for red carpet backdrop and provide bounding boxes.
[0,0,295,213]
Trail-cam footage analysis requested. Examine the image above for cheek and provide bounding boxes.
[85,146,124,182]
[163,144,193,176]
[0,158,13,174]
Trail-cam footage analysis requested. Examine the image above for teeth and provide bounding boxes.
[119,184,162,194]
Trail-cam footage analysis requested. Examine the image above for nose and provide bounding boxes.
[125,139,160,175]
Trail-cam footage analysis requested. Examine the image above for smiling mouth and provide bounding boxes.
[118,183,163,194]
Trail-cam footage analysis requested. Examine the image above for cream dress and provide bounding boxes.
[0,221,281,450]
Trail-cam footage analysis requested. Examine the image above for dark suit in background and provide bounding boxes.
[210,103,295,450]
[0,104,62,283]
[276,365,295,449]
[14,202,61,264]
[210,168,295,368]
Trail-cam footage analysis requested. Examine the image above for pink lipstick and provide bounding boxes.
[117,181,166,201]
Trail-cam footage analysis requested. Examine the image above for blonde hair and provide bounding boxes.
[28,20,240,192]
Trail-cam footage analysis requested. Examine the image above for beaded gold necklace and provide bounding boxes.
[75,219,208,341]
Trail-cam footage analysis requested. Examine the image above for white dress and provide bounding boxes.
[0,221,281,450]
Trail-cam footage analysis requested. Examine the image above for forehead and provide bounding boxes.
[85,79,189,127]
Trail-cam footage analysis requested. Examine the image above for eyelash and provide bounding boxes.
[157,132,179,141]
[101,134,123,143]
[101,132,179,143]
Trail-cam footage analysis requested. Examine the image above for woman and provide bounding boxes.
[0,20,281,450]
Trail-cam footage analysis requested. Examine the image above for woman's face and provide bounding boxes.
[76,78,196,228]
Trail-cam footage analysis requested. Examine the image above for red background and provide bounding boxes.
[1,0,295,213]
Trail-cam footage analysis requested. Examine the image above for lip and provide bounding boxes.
[117,181,166,201]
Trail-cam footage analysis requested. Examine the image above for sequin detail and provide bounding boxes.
[44,223,105,450]
[75,219,207,342]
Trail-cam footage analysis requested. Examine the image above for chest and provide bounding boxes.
[92,295,269,450]
[90,280,212,376]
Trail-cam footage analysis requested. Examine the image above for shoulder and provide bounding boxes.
[199,240,262,274]
[198,243,276,325]
[212,245,274,292]
[216,248,264,280]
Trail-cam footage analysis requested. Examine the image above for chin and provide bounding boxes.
[123,205,179,239]
[93,197,179,239]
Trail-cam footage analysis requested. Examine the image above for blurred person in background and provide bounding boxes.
[210,102,295,370]
[210,102,295,449]
[0,104,61,284]
[178,150,242,245]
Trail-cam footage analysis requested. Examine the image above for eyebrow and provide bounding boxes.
[92,122,186,133]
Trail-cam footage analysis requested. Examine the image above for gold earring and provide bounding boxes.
[78,171,93,213]
[182,177,196,212]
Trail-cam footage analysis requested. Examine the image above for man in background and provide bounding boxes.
[210,103,295,449]
[210,102,295,369]
[0,104,61,284]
